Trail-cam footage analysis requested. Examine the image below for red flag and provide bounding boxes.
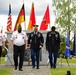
[7,4,12,32]
[1,29,3,33]
[28,3,36,30]
[0,27,3,33]
[40,5,50,30]
[14,3,25,31]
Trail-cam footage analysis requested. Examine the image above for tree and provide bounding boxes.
[52,0,76,40]
[59,35,66,55]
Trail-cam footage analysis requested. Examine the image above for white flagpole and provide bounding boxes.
[23,0,26,30]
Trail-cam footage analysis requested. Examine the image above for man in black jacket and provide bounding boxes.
[28,25,44,69]
[46,26,60,68]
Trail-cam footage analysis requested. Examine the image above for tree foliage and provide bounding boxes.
[52,0,76,39]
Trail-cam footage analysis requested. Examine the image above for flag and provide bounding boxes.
[1,28,3,33]
[65,32,70,57]
[7,4,12,32]
[72,31,76,55]
[14,3,25,31]
[0,27,3,33]
[40,5,50,30]
[28,3,36,30]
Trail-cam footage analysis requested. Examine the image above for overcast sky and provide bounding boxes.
[0,0,55,32]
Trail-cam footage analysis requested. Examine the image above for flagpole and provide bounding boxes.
[23,0,24,3]
[24,20,26,30]
[48,4,51,30]
[47,4,50,30]
[22,0,26,30]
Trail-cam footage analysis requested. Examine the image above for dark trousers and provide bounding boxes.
[0,46,2,58]
[48,50,58,68]
[31,49,40,68]
[13,44,25,69]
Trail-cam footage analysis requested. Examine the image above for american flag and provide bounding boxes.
[7,4,12,32]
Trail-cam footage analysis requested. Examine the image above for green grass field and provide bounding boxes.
[50,67,76,75]
[50,58,76,75]
[57,57,76,64]
[0,68,13,75]
[0,57,13,75]
[0,57,5,64]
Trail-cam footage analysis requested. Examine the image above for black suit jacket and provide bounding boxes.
[28,31,44,50]
[46,31,60,52]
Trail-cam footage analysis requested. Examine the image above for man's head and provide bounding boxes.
[33,24,38,32]
[18,24,22,33]
[51,26,56,31]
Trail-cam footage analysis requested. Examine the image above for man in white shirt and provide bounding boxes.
[10,24,28,71]
[0,33,5,62]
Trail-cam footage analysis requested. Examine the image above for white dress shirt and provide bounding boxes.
[10,31,28,46]
[0,33,6,46]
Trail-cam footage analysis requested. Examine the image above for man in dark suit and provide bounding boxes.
[28,25,44,69]
[46,26,60,68]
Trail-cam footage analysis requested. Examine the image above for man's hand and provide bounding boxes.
[46,46,48,51]
[39,45,42,49]
[27,46,30,49]
[25,46,27,50]
[11,46,14,50]
[2,47,5,51]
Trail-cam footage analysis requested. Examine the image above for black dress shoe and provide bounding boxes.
[19,68,23,71]
[37,67,39,69]
[53,66,56,69]
[32,66,35,69]
[14,67,17,70]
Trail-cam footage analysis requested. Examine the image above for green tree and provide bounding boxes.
[52,0,76,40]
[59,35,66,55]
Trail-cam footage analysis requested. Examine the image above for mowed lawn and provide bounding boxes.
[50,57,76,75]
[0,57,5,64]
[50,67,76,75]
[0,68,13,75]
[57,57,76,64]
[0,57,13,75]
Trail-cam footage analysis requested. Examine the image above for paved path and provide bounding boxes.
[12,66,51,75]
[1,63,76,75]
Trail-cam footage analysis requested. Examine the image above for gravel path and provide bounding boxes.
[12,66,51,75]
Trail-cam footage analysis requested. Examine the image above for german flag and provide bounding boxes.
[14,3,25,31]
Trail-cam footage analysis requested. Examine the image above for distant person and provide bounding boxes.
[0,33,5,61]
[10,24,28,71]
[28,25,44,69]
[45,26,60,69]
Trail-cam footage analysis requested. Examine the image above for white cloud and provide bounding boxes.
[0,0,55,33]
[0,0,54,15]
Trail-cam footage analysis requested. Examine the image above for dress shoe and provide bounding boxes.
[32,66,35,69]
[53,66,56,69]
[37,67,39,69]
[19,68,23,71]
[14,67,17,70]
